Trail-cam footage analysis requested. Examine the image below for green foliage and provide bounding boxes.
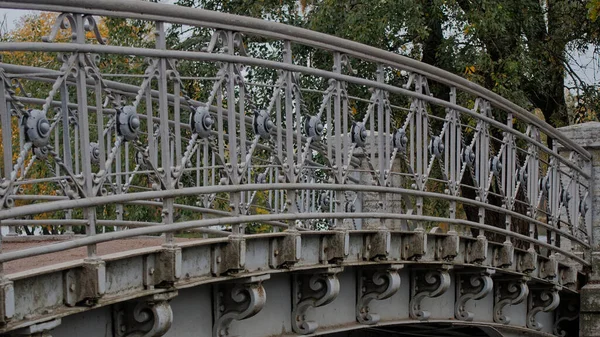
[172,0,600,126]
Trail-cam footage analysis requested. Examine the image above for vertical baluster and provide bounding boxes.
[94,80,107,232]
[376,65,386,228]
[197,144,201,188]
[550,145,560,251]
[284,41,297,228]
[447,87,458,233]
[146,85,155,167]
[275,76,283,218]
[156,21,174,244]
[238,80,247,208]
[414,76,425,228]
[505,113,514,244]
[226,31,240,235]
[332,53,343,228]
[60,82,73,234]
[569,158,578,252]
[74,14,97,258]
[0,76,10,264]
[174,81,182,165]
[475,99,490,239]
[527,127,539,251]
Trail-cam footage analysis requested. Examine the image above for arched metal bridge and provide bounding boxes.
[0,1,592,336]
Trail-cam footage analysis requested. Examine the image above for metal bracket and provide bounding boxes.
[213,275,269,337]
[212,236,246,276]
[539,255,558,280]
[455,268,495,321]
[527,286,560,331]
[493,242,514,268]
[114,292,177,337]
[559,265,577,289]
[0,277,14,325]
[434,231,459,261]
[63,259,105,306]
[409,266,451,321]
[493,278,529,324]
[292,268,342,334]
[356,264,402,325]
[0,180,13,210]
[269,230,301,268]
[402,229,426,260]
[466,236,487,264]
[144,245,182,289]
[363,230,390,261]
[321,231,349,264]
[10,318,61,337]
[518,248,537,273]
[553,297,578,337]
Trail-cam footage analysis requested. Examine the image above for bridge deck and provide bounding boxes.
[2,236,193,274]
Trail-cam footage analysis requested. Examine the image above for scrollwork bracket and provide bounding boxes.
[493,278,530,324]
[527,286,560,331]
[356,265,402,324]
[409,266,451,321]
[292,268,342,334]
[455,268,495,321]
[114,292,177,337]
[213,275,269,337]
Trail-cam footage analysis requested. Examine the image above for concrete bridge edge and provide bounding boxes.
[559,122,600,337]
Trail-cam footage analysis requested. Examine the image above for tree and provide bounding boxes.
[175,0,599,127]
[0,12,160,234]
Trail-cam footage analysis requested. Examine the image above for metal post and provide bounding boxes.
[73,14,97,258]
[156,21,175,244]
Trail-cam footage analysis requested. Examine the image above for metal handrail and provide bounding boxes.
[0,0,590,159]
[0,0,591,273]
[0,43,590,178]
[0,183,589,249]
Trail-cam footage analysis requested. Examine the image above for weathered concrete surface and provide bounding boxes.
[559,122,600,337]
[2,237,194,274]
[558,122,600,249]
[46,268,549,337]
[0,230,576,337]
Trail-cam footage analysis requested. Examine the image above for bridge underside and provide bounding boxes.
[2,231,575,337]
[322,324,520,337]
[40,265,568,337]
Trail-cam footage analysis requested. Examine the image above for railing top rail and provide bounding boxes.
[0,0,591,160]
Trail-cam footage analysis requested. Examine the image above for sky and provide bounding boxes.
[0,5,597,88]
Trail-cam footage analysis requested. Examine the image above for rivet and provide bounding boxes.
[70,284,76,292]
[217,256,222,263]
